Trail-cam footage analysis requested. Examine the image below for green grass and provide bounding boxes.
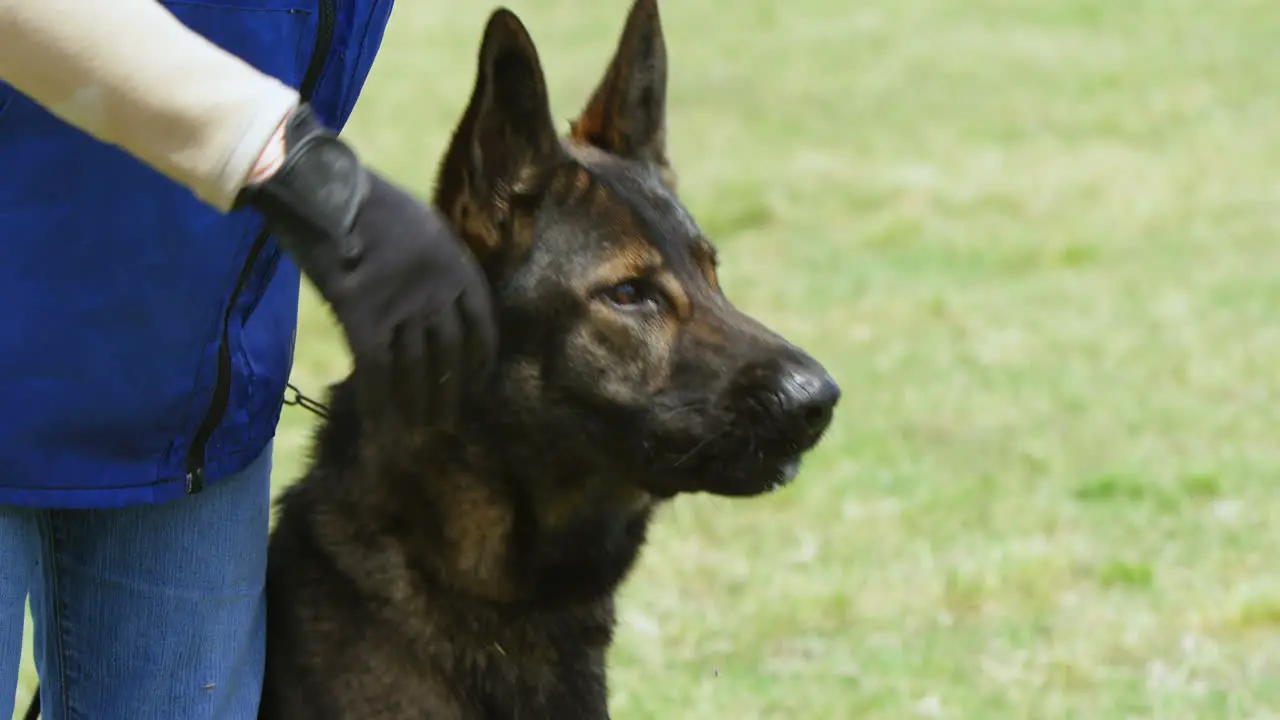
[15,0,1280,717]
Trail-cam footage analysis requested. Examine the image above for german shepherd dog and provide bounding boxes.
[255,0,841,717]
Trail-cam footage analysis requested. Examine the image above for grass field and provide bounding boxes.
[15,0,1280,717]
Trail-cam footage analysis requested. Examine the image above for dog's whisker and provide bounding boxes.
[670,428,728,468]
[653,402,713,422]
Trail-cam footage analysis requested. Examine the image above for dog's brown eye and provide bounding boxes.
[609,283,640,305]
[600,280,662,311]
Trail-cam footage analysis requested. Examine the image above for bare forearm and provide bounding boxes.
[0,0,299,211]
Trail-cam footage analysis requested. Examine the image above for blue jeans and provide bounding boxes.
[0,442,272,719]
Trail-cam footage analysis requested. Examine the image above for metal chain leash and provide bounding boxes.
[283,382,330,419]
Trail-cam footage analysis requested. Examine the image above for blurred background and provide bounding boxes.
[20,0,1280,717]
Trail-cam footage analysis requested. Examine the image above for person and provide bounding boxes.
[0,1,497,718]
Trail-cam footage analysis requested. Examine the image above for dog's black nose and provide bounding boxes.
[775,365,840,446]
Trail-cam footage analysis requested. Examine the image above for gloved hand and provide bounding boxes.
[236,103,497,430]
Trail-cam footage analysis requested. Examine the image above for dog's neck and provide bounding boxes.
[309,378,658,610]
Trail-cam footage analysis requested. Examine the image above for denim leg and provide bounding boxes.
[29,442,273,720]
[0,507,38,719]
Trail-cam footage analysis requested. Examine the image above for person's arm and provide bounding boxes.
[0,1,499,426]
[0,0,298,211]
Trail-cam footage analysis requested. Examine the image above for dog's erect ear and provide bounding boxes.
[570,0,670,172]
[434,9,562,268]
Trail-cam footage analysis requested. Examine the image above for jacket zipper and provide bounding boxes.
[184,0,338,493]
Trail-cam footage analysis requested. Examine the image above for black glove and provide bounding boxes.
[236,103,497,430]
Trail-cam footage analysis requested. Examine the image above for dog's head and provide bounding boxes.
[435,0,840,499]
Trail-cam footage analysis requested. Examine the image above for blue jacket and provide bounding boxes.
[0,0,394,509]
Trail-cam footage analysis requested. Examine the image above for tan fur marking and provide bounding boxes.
[540,484,653,530]
[568,89,620,152]
[667,275,692,320]
[582,241,661,292]
[571,165,592,196]
[692,238,720,292]
[440,479,514,586]
[450,176,500,259]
